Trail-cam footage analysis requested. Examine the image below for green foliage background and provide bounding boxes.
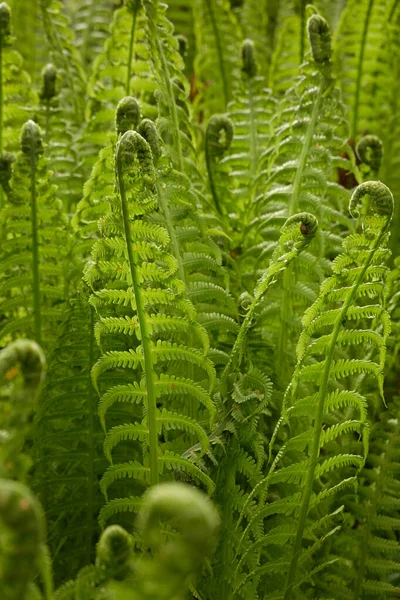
[1,0,400,598]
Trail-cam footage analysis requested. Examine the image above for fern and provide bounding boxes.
[320,398,400,599]
[334,0,392,140]
[232,181,393,599]
[85,130,216,523]
[84,0,156,170]
[0,2,37,206]
[33,295,103,584]
[192,0,241,116]
[0,120,69,348]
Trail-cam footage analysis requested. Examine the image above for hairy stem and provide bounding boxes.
[116,147,159,486]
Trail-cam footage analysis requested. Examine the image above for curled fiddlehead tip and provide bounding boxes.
[0,339,46,397]
[96,525,132,580]
[39,63,57,102]
[356,135,383,174]
[115,96,141,136]
[137,119,161,163]
[349,181,394,223]
[116,130,156,182]
[206,115,234,158]
[20,120,44,157]
[241,39,257,78]
[307,14,331,64]
[126,0,141,13]
[0,479,46,591]
[283,212,318,239]
[137,482,220,568]
[0,2,11,39]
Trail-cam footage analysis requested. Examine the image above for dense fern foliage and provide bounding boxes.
[2,1,400,599]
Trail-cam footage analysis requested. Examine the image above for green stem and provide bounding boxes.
[116,149,159,486]
[0,39,3,213]
[85,306,96,563]
[276,86,323,371]
[283,226,386,599]
[30,140,41,345]
[45,101,50,146]
[38,544,54,600]
[0,39,3,156]
[143,1,185,174]
[205,142,222,215]
[126,3,138,95]
[205,0,229,108]
[351,0,374,140]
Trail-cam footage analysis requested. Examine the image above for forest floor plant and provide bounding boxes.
[1,0,400,599]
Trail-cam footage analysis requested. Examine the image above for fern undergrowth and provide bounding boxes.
[1,1,400,599]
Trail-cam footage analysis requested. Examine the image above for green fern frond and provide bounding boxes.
[0,120,69,348]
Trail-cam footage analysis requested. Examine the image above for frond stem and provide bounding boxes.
[116,147,159,486]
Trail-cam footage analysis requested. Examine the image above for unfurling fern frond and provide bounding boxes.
[84,1,156,170]
[0,121,70,350]
[249,11,351,380]
[356,135,383,180]
[85,130,216,524]
[0,340,46,480]
[231,181,393,599]
[223,212,318,378]
[0,1,37,197]
[36,62,83,211]
[142,0,198,176]
[39,0,87,124]
[217,38,276,232]
[0,479,49,600]
[74,96,141,261]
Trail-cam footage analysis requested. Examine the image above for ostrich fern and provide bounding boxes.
[1,2,400,598]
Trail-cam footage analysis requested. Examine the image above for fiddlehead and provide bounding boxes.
[223,212,318,377]
[137,118,162,163]
[205,114,234,214]
[115,96,141,137]
[137,482,220,581]
[356,135,383,179]
[96,525,132,580]
[241,38,257,78]
[307,13,331,65]
[39,63,57,103]
[0,479,46,600]
[0,340,46,480]
[349,180,394,222]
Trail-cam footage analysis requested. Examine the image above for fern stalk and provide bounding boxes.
[205,0,229,107]
[115,133,159,486]
[142,0,184,173]
[85,306,96,562]
[23,121,43,345]
[351,0,373,139]
[283,181,394,598]
[126,0,139,95]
